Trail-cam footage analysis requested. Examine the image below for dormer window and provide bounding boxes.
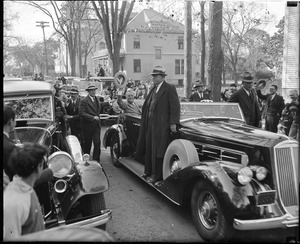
[178,36,183,49]
[134,36,140,49]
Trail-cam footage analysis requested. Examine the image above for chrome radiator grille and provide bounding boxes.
[274,141,299,208]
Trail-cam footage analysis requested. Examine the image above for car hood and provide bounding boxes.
[180,119,289,147]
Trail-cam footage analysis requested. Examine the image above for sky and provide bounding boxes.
[5,0,286,45]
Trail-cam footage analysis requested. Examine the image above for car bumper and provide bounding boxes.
[233,214,298,230]
[64,209,112,228]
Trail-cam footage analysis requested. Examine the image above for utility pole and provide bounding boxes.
[36,21,50,76]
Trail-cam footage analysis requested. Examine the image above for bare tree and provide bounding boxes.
[91,1,135,75]
[207,1,223,102]
[80,18,103,77]
[222,2,274,82]
[26,1,90,76]
[183,0,192,100]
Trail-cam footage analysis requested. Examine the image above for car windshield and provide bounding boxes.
[9,127,52,148]
[180,102,244,121]
[4,95,54,122]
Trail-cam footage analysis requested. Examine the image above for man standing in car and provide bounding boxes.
[79,85,102,162]
[135,66,180,186]
[228,71,261,127]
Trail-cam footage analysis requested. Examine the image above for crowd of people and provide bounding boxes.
[3,65,299,240]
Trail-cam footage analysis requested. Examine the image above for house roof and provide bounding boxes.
[126,8,185,34]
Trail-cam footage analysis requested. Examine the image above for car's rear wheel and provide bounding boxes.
[191,181,233,242]
[163,139,199,180]
[110,133,121,167]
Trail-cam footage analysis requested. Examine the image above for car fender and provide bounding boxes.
[66,135,83,162]
[103,124,126,152]
[57,161,109,219]
[169,160,254,220]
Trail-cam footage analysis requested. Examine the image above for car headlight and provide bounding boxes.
[237,167,253,185]
[252,166,268,181]
[48,151,73,178]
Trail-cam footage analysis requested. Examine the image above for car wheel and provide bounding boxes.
[85,193,107,230]
[191,181,233,242]
[163,139,198,180]
[110,133,121,167]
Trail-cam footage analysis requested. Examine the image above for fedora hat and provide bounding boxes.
[289,105,298,112]
[241,72,254,82]
[85,85,98,91]
[70,87,79,94]
[193,80,205,88]
[256,79,266,90]
[150,65,167,76]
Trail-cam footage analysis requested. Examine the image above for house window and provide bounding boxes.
[178,36,183,49]
[175,59,184,74]
[134,36,140,49]
[134,59,141,73]
[178,79,183,86]
[155,49,161,59]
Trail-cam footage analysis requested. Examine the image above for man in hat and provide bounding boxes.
[255,84,285,132]
[189,80,211,102]
[134,65,180,186]
[228,71,261,127]
[221,83,237,102]
[79,85,102,162]
[65,87,81,141]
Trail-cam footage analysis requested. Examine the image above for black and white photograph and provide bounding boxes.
[3,0,299,242]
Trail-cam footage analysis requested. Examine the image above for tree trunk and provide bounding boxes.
[207,1,223,102]
[112,36,122,75]
[183,0,192,100]
[200,1,206,83]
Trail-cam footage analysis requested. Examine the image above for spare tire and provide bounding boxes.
[163,139,199,180]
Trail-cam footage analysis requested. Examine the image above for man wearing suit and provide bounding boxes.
[256,84,285,133]
[228,72,261,128]
[79,85,102,162]
[65,87,81,141]
[3,105,17,181]
[135,66,180,185]
[189,80,211,102]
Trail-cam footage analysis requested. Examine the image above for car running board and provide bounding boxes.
[118,157,180,206]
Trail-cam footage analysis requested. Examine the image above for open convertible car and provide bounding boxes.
[4,80,112,232]
[103,101,299,242]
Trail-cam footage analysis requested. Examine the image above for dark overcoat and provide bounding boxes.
[66,98,81,130]
[189,90,211,101]
[228,87,261,127]
[256,90,285,118]
[79,96,102,131]
[135,81,180,162]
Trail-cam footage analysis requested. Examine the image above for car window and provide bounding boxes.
[180,102,244,121]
